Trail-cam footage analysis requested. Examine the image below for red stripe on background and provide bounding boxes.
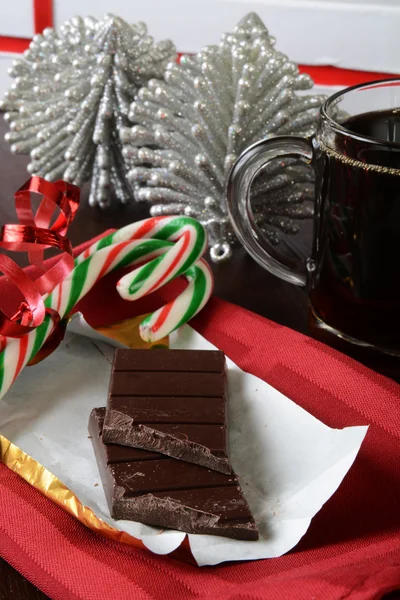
[0,37,396,86]
[33,0,54,34]
[362,81,400,91]
[0,37,31,53]
[298,65,399,86]
[177,54,397,87]
[0,0,53,53]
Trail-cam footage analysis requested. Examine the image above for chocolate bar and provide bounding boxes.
[90,408,258,540]
[102,349,231,474]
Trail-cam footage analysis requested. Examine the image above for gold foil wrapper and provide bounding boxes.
[0,315,189,558]
[0,432,146,549]
[94,314,168,350]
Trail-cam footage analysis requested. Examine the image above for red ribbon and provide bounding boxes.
[0,177,80,340]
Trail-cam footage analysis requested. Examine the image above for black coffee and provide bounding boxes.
[345,109,400,144]
[310,109,400,350]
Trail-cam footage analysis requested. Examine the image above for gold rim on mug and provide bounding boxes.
[317,138,400,177]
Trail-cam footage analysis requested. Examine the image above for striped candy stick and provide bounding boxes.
[0,216,213,401]
[139,259,213,342]
[77,215,207,298]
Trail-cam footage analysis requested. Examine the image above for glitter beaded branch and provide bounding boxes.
[122,12,325,262]
[1,15,175,208]
[0,216,213,401]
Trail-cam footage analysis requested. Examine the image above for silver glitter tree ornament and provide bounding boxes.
[1,14,176,207]
[122,12,325,262]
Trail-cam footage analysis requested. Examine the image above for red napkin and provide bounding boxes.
[0,236,399,600]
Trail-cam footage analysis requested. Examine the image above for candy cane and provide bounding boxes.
[139,259,212,342]
[0,216,213,401]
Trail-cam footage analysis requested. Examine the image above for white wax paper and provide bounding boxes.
[0,321,367,566]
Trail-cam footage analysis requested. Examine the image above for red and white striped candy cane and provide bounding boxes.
[0,216,213,400]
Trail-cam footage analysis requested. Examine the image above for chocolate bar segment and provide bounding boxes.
[90,409,258,541]
[104,396,226,424]
[109,371,225,398]
[112,349,226,373]
[103,349,230,474]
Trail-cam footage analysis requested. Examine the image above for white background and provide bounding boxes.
[0,0,398,97]
[53,0,400,72]
[0,0,33,38]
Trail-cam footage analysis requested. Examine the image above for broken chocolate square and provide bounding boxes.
[102,349,231,474]
[90,408,258,541]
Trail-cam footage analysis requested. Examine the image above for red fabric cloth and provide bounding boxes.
[0,237,399,600]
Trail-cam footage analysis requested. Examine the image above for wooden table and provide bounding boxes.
[0,120,397,599]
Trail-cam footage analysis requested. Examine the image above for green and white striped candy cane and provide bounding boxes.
[0,216,213,401]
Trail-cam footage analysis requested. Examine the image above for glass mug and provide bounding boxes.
[227,79,400,377]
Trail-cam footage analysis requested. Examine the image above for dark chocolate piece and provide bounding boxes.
[112,349,226,373]
[109,372,225,398]
[90,408,258,541]
[93,410,166,463]
[103,349,230,474]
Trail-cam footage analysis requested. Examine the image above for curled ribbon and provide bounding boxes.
[0,177,80,344]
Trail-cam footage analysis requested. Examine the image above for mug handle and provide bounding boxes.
[226,136,317,287]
